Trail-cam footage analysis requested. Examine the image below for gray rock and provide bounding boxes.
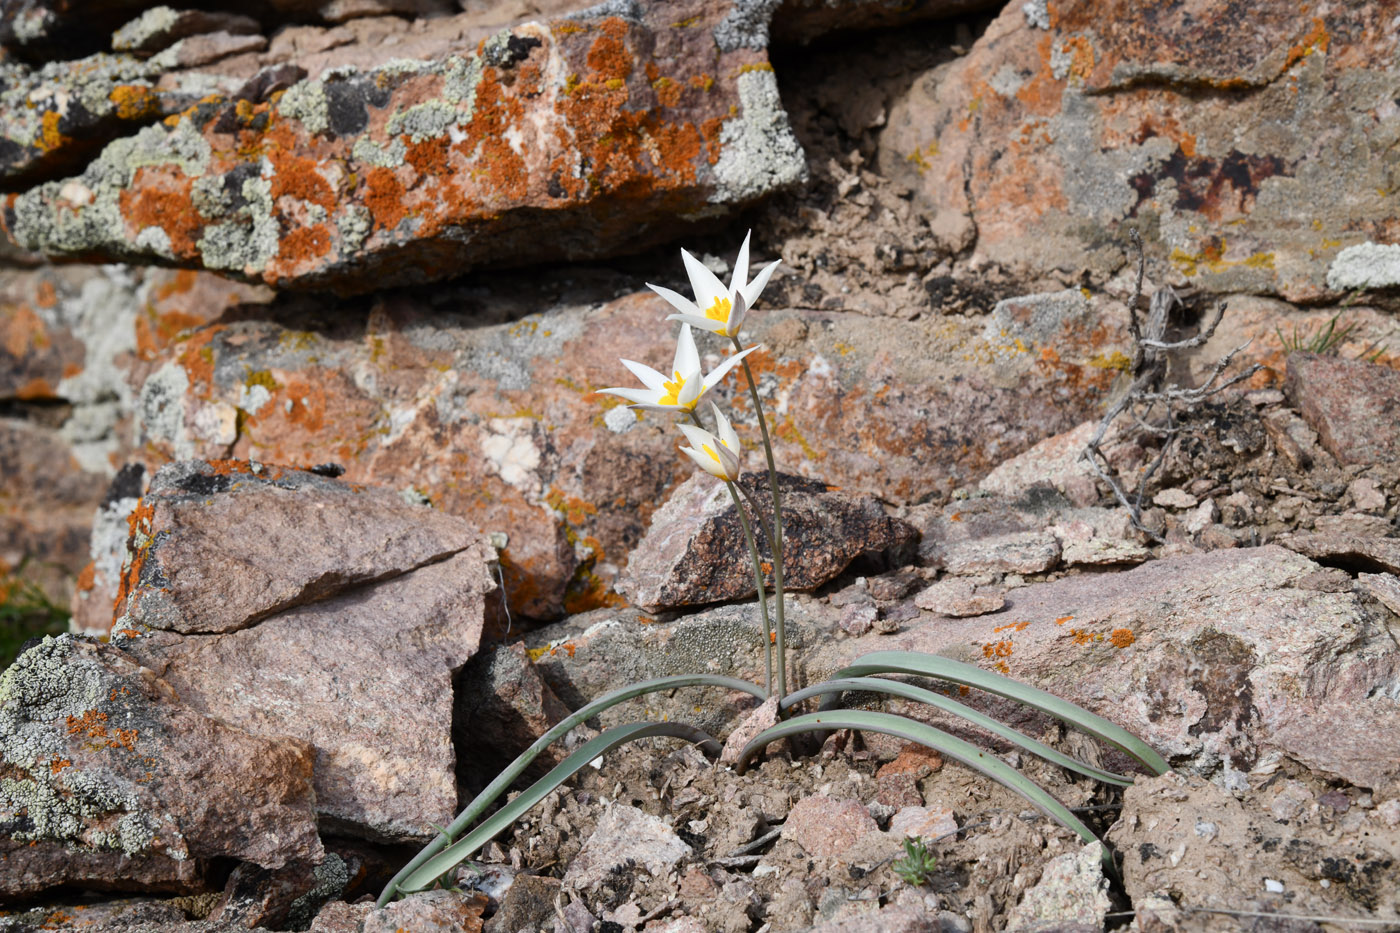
[1004,842,1110,931]
[617,472,917,613]
[563,804,692,889]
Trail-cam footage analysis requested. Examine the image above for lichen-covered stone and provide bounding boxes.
[879,0,1400,302]
[5,2,809,293]
[0,634,321,898]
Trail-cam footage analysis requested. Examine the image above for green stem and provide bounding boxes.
[732,336,787,702]
[734,474,777,556]
[725,480,773,697]
[685,409,773,695]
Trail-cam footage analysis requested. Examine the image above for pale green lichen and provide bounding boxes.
[386,100,460,144]
[709,69,808,205]
[112,6,180,51]
[442,55,484,107]
[337,204,373,253]
[197,167,278,274]
[1327,242,1400,291]
[278,79,330,136]
[351,136,407,168]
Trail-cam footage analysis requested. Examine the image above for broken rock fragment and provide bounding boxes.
[617,472,917,612]
[1285,351,1400,467]
[113,458,498,841]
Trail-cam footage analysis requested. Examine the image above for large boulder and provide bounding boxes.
[0,634,321,898]
[112,459,498,841]
[4,1,808,293]
[879,0,1400,301]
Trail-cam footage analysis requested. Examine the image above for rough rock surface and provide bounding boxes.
[618,471,917,612]
[1286,351,1400,467]
[1004,841,1110,931]
[114,459,498,841]
[562,803,692,889]
[0,634,321,897]
[879,0,1400,302]
[57,280,1118,621]
[1110,770,1399,925]
[112,457,487,635]
[531,546,1400,792]
[781,794,879,858]
[4,2,808,293]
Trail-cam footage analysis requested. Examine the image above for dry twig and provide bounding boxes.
[1081,231,1262,541]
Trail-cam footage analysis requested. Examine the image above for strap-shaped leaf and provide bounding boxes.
[782,677,1133,786]
[379,673,764,905]
[397,721,720,894]
[828,651,1168,776]
[735,709,1115,873]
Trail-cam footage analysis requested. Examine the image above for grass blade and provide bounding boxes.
[379,673,764,905]
[827,651,1169,775]
[397,721,720,894]
[782,677,1133,786]
[735,709,1114,873]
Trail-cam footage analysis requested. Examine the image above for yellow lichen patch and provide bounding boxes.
[1170,240,1275,277]
[1088,350,1132,371]
[109,85,159,121]
[776,417,825,461]
[36,110,69,153]
[244,369,281,392]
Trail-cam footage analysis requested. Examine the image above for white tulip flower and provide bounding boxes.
[647,232,780,338]
[677,403,742,480]
[599,324,760,413]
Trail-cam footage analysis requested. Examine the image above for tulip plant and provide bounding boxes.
[378,236,1168,905]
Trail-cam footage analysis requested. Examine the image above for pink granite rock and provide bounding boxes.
[1286,352,1400,467]
[783,794,880,858]
[114,459,498,842]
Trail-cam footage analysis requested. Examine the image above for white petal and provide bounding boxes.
[673,324,701,381]
[701,343,761,393]
[732,231,752,293]
[677,422,719,450]
[677,368,703,408]
[724,289,748,337]
[679,444,729,480]
[598,386,659,405]
[681,248,728,313]
[665,312,726,334]
[647,283,699,318]
[709,401,740,452]
[619,358,669,391]
[740,258,781,309]
[629,400,682,413]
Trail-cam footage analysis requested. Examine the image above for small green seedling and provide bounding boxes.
[893,837,939,887]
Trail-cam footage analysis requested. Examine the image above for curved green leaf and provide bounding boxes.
[736,710,1115,873]
[827,651,1168,775]
[782,677,1133,786]
[397,721,719,894]
[379,673,763,905]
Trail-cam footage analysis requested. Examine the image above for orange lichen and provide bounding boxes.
[3,304,46,357]
[1054,615,1073,625]
[111,728,138,751]
[363,167,408,231]
[1110,628,1135,648]
[585,17,633,82]
[119,171,203,257]
[48,756,72,775]
[35,280,57,308]
[982,640,1013,658]
[109,85,160,121]
[993,620,1030,633]
[405,135,454,178]
[66,709,108,738]
[1284,17,1330,72]
[1061,36,1095,81]
[16,377,54,399]
[1069,628,1103,646]
[277,223,333,263]
[269,152,336,211]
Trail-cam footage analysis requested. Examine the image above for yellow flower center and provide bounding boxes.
[704,296,732,325]
[658,371,698,409]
